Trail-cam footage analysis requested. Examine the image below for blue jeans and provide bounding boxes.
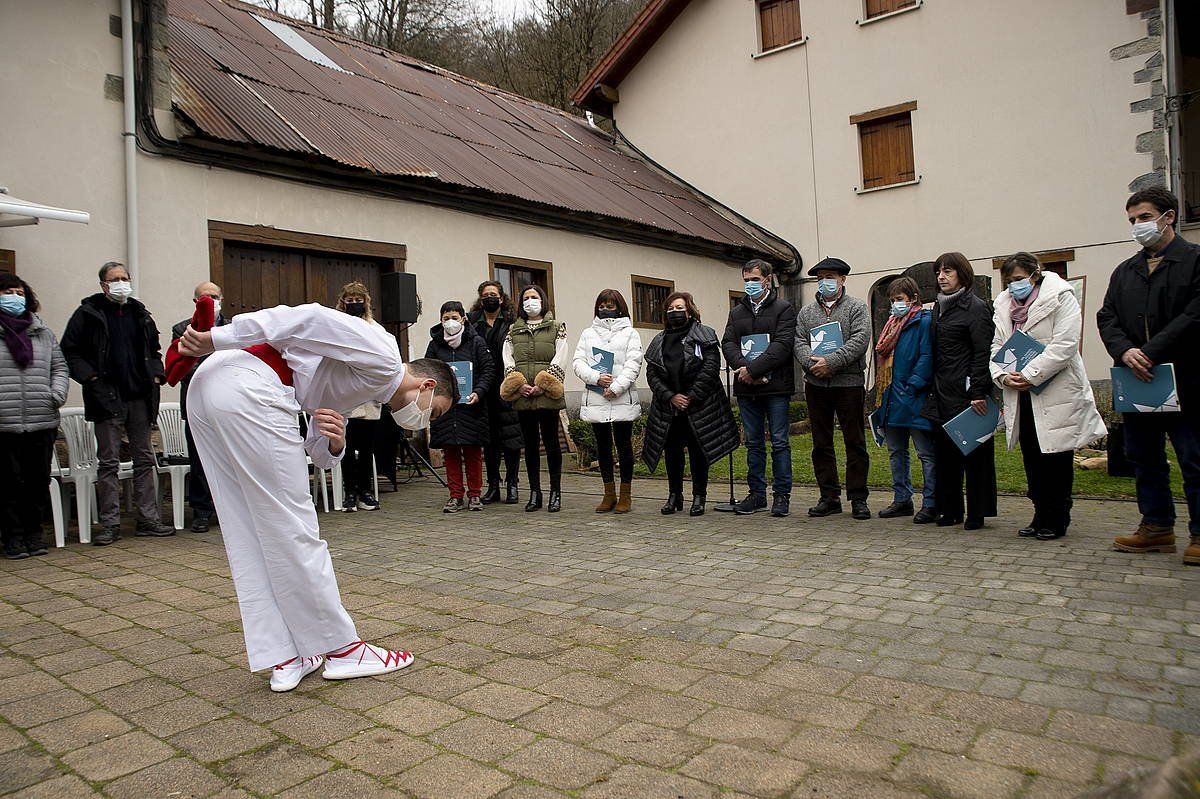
[1123,411,1200,534]
[883,425,935,509]
[738,396,792,497]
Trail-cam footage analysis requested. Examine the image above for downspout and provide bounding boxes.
[1164,0,1182,197]
[121,0,140,294]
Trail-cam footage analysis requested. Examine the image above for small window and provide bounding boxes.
[864,0,917,20]
[758,0,802,52]
[490,255,554,309]
[729,290,747,310]
[851,102,917,191]
[991,249,1074,279]
[631,275,675,328]
[0,249,13,275]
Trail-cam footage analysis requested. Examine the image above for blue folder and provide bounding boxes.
[868,407,886,447]
[810,322,843,357]
[587,347,614,394]
[991,330,1049,395]
[942,397,1001,456]
[448,361,473,404]
[1111,364,1179,413]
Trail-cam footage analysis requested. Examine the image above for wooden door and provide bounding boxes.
[222,243,384,316]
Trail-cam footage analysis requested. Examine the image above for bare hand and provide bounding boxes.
[1007,374,1032,392]
[312,408,346,455]
[520,385,535,398]
[735,367,756,385]
[597,374,614,388]
[1122,347,1154,382]
[670,394,690,411]
[971,399,989,416]
[602,388,618,400]
[527,386,544,398]
[809,356,831,379]
[466,393,479,405]
[178,326,214,357]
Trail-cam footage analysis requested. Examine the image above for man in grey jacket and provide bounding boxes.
[794,257,872,520]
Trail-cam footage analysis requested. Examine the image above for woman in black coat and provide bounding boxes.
[426,301,494,513]
[643,292,739,516]
[924,252,998,530]
[468,281,523,505]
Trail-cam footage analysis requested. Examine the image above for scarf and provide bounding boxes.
[936,287,965,307]
[0,311,34,369]
[1009,283,1041,331]
[444,326,464,349]
[661,319,693,393]
[165,296,215,386]
[874,305,922,404]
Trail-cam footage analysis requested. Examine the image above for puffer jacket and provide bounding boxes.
[642,321,739,471]
[0,314,69,433]
[426,323,494,448]
[572,316,644,424]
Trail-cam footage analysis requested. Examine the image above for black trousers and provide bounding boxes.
[934,425,998,521]
[184,421,215,516]
[593,421,634,484]
[1017,392,1073,532]
[805,384,870,501]
[519,409,562,492]
[0,429,55,552]
[343,418,379,495]
[665,415,709,497]
[484,394,520,488]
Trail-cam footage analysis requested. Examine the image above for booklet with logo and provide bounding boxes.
[448,361,473,404]
[991,330,1049,395]
[810,321,843,357]
[942,397,1001,456]
[587,347,615,394]
[740,333,772,382]
[1111,363,1179,413]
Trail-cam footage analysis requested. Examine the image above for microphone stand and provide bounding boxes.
[713,364,739,512]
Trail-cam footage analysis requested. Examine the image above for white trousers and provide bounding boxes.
[188,350,358,672]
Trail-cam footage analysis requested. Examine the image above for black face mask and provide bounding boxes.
[481,296,501,312]
[666,310,689,329]
[344,302,366,317]
[597,309,622,320]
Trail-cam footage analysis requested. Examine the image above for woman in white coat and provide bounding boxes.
[989,253,1107,540]
[573,289,644,514]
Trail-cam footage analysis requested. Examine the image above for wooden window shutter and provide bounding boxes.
[865,0,917,20]
[857,111,915,189]
[759,0,802,51]
[0,250,13,275]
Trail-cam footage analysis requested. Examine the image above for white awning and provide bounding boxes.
[0,188,90,228]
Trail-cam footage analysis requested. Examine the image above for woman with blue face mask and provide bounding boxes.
[989,252,1106,541]
[0,275,68,559]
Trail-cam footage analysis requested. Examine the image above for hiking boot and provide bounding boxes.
[808,497,842,517]
[191,512,212,533]
[851,500,871,520]
[735,493,768,515]
[23,537,48,557]
[1113,523,1176,554]
[1183,537,1200,566]
[770,494,790,517]
[135,520,175,537]
[878,501,914,519]
[93,526,121,546]
[4,545,29,560]
[596,482,617,513]
[912,507,937,524]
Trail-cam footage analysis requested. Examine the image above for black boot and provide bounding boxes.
[689,495,706,516]
[661,492,683,515]
[547,490,562,513]
[481,484,501,505]
[525,490,543,512]
[506,483,520,505]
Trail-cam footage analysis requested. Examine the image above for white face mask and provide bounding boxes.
[106,280,133,303]
[442,318,463,336]
[522,298,542,317]
[1131,212,1168,247]
[391,386,434,431]
[212,299,222,318]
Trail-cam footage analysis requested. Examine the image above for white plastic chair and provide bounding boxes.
[59,408,138,543]
[155,402,191,530]
[302,414,331,512]
[48,449,66,548]
[331,455,378,512]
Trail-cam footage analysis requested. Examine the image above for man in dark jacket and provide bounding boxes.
[721,259,796,517]
[794,257,872,520]
[1098,187,1200,565]
[61,261,170,545]
[171,281,226,532]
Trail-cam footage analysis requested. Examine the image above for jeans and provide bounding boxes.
[94,397,159,526]
[593,421,634,484]
[444,446,483,499]
[343,418,378,495]
[738,395,792,497]
[0,429,55,553]
[1123,409,1200,534]
[665,414,709,497]
[184,422,215,516]
[519,409,562,492]
[1018,392,1073,532]
[883,425,935,509]
[805,384,869,502]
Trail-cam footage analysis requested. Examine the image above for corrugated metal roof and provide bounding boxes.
[167,0,792,261]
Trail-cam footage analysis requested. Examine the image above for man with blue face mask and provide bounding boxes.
[794,257,872,520]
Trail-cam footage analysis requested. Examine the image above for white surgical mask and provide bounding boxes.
[106,280,133,303]
[211,299,222,318]
[391,386,433,431]
[522,298,542,317]
[442,319,463,336]
[890,301,909,317]
[1131,212,1168,247]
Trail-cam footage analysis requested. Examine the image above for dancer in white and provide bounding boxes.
[178,303,456,692]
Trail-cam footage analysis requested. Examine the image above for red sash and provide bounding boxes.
[244,343,294,386]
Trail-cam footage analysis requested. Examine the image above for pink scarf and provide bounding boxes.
[1009,283,1041,331]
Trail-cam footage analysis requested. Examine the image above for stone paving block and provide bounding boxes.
[427,714,537,762]
[0,724,24,754]
[26,708,131,753]
[0,688,94,728]
[792,771,929,799]
[1023,775,1094,799]
[496,785,570,799]
[128,694,229,737]
[547,647,625,673]
[4,773,97,798]
[779,727,901,772]
[537,672,630,707]
[683,673,784,710]
[478,656,567,689]
[611,659,705,692]
[425,641,504,669]
[891,746,1025,799]
[401,664,487,699]
[680,742,809,797]
[593,720,707,767]
[0,671,63,704]
[842,675,945,712]
[517,699,622,743]
[269,703,374,748]
[279,767,408,798]
[756,661,854,694]
[219,742,334,794]
[687,706,796,750]
[771,690,873,730]
[324,728,436,775]
[33,645,115,675]
[860,708,977,754]
[366,694,466,735]
[169,716,279,762]
[608,687,712,728]
[0,746,59,794]
[60,730,176,781]
[935,691,1052,734]
[581,763,718,798]
[452,682,550,720]
[1045,709,1176,759]
[394,752,513,799]
[105,757,227,799]
[971,728,1102,784]
[215,683,320,722]
[500,739,617,791]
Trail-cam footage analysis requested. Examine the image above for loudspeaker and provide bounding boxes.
[379,271,419,324]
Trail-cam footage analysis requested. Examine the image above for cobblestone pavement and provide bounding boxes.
[1,473,1198,798]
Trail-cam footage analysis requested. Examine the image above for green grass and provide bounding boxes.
[624,433,1183,500]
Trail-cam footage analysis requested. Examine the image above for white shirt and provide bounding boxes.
[210,303,404,415]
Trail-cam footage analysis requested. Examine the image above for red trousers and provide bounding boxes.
[444,446,483,499]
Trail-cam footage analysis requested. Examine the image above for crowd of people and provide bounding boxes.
[0,187,1197,570]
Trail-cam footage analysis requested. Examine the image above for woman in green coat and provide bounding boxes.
[500,284,569,512]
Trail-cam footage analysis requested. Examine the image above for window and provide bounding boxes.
[631,275,674,328]
[851,101,917,191]
[0,249,13,275]
[864,0,917,20]
[489,254,554,309]
[729,290,746,310]
[991,249,1074,278]
[758,0,802,52]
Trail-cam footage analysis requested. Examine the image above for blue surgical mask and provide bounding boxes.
[1009,278,1033,301]
[0,294,26,317]
[890,301,909,317]
[817,278,839,298]
[744,280,764,298]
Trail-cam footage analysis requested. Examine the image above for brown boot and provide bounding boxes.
[1113,523,1176,553]
[614,482,633,514]
[1184,537,1200,566]
[595,483,617,513]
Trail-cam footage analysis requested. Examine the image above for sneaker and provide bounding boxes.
[357,493,380,512]
[92,526,121,546]
[770,495,790,517]
[341,493,358,513]
[24,539,48,557]
[135,520,175,537]
[443,497,465,514]
[808,497,842,517]
[190,512,212,533]
[877,501,914,519]
[4,547,29,560]
[467,496,483,511]
[734,493,768,515]
[270,654,324,692]
[322,641,414,680]
[851,500,871,520]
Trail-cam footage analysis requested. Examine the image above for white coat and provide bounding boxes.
[989,271,1107,454]
[572,316,644,424]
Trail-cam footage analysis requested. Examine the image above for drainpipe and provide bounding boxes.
[121,0,140,294]
[1164,0,1183,198]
